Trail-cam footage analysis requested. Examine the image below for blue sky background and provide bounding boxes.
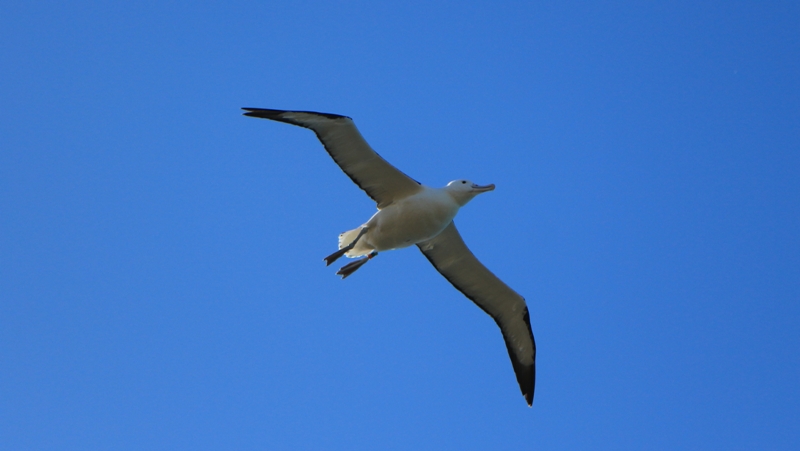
[2,1,798,449]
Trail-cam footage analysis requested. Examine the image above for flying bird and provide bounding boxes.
[243,108,536,406]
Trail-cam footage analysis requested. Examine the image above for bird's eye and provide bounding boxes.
[462,180,466,184]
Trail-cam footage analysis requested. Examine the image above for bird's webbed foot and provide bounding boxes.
[336,252,377,279]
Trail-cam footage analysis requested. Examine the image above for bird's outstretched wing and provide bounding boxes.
[243,108,423,208]
[418,222,536,406]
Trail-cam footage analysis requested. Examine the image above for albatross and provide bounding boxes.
[243,108,536,406]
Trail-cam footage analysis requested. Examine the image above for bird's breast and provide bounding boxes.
[366,190,459,251]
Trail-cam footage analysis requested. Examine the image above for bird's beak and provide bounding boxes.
[471,183,496,193]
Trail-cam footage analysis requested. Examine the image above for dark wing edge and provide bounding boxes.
[242,108,422,208]
[502,308,535,406]
[243,107,349,123]
[418,221,536,406]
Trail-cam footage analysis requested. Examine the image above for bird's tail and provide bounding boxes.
[338,226,370,257]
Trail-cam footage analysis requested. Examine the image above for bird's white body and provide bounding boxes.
[341,185,463,257]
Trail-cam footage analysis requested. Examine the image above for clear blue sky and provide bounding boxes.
[2,1,798,449]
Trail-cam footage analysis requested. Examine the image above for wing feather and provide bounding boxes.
[243,108,422,208]
[418,221,536,406]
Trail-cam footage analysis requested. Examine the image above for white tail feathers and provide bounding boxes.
[338,226,371,257]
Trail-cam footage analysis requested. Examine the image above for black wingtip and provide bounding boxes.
[503,308,536,407]
[242,107,284,119]
[241,107,350,121]
[514,360,535,407]
[525,365,535,406]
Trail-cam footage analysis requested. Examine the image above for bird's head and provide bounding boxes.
[444,179,495,206]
